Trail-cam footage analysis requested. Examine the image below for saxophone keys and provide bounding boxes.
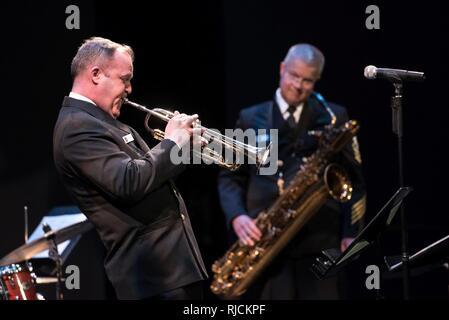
[286,209,296,219]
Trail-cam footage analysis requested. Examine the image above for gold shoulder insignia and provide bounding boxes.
[352,136,362,164]
[351,194,366,225]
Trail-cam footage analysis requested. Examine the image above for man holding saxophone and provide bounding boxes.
[53,37,207,299]
[217,43,366,299]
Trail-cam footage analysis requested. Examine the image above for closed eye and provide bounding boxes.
[120,74,133,84]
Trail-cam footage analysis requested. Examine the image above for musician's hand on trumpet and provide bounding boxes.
[164,111,199,147]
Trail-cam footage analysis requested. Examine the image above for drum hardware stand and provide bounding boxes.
[42,224,64,300]
[24,206,29,244]
[24,206,30,270]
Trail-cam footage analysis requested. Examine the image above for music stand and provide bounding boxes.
[386,234,449,273]
[311,187,413,279]
[28,206,88,264]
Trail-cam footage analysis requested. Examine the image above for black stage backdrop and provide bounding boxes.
[1,0,448,300]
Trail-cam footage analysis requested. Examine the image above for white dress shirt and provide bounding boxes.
[69,92,97,106]
[275,88,303,124]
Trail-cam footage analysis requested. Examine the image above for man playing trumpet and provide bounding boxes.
[53,37,207,300]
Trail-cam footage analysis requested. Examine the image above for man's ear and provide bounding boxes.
[90,66,102,84]
[279,62,285,77]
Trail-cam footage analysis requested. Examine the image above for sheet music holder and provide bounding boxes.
[311,187,413,279]
[28,206,89,265]
[386,234,449,273]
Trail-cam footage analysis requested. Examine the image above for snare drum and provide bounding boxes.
[0,262,38,300]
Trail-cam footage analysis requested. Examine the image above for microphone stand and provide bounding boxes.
[391,82,410,299]
[43,224,64,300]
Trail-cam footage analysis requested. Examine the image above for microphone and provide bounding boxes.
[364,65,425,82]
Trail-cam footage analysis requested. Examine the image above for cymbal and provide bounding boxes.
[0,220,93,266]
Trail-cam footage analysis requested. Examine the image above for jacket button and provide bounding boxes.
[181,214,185,220]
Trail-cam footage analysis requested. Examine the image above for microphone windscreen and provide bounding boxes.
[364,65,377,79]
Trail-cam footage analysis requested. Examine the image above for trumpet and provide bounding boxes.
[123,99,271,171]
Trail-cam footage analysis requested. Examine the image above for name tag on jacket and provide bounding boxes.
[122,133,134,144]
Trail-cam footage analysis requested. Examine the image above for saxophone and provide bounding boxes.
[210,94,360,298]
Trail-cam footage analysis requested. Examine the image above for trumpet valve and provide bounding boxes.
[153,129,165,141]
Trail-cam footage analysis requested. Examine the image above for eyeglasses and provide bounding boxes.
[285,70,317,88]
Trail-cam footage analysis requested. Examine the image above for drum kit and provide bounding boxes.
[0,220,93,300]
